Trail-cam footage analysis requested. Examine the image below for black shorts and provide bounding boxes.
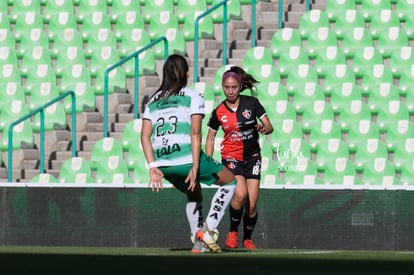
[222,155,262,180]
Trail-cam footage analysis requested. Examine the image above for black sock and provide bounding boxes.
[243,213,258,240]
[229,206,243,232]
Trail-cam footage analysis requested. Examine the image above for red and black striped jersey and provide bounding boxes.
[207,95,268,161]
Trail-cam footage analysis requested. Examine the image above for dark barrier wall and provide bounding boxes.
[0,187,413,250]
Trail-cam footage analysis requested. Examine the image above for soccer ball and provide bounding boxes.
[191,228,219,244]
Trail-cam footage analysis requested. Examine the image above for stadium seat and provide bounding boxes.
[84,28,118,58]
[329,82,363,116]
[262,100,297,126]
[13,12,45,42]
[121,118,143,151]
[282,157,322,186]
[182,12,214,41]
[51,28,84,58]
[76,0,108,22]
[376,100,410,134]
[17,28,50,57]
[32,102,67,132]
[148,11,180,41]
[368,9,401,40]
[95,156,132,184]
[30,173,58,183]
[42,0,75,22]
[59,156,94,183]
[255,81,288,104]
[242,46,274,68]
[270,28,302,59]
[0,99,30,131]
[359,0,392,23]
[142,0,175,24]
[9,0,42,23]
[0,82,25,106]
[366,83,400,116]
[360,158,399,187]
[392,138,414,172]
[90,137,124,170]
[395,0,414,22]
[176,0,208,23]
[337,100,372,133]
[113,11,145,40]
[332,9,365,40]
[0,120,34,151]
[325,0,357,23]
[405,91,414,115]
[189,81,217,102]
[46,12,78,41]
[212,64,235,95]
[303,27,338,59]
[244,64,280,84]
[298,9,330,40]
[276,46,310,78]
[284,64,319,97]
[340,27,374,59]
[209,0,241,23]
[322,157,358,186]
[118,28,151,59]
[59,63,92,93]
[80,11,112,42]
[0,29,16,49]
[307,119,343,153]
[131,158,150,184]
[88,46,120,78]
[123,50,157,77]
[360,64,394,98]
[291,82,325,115]
[94,66,127,95]
[397,68,414,97]
[0,12,10,30]
[62,81,96,113]
[125,141,145,171]
[24,64,57,96]
[313,46,347,78]
[350,46,383,79]
[54,46,87,77]
[20,46,52,77]
[152,28,187,58]
[399,159,414,186]
[109,0,141,23]
[299,101,335,134]
[385,120,414,153]
[0,46,18,67]
[269,119,304,153]
[314,138,350,172]
[353,138,389,173]
[376,27,409,59]
[27,81,59,110]
[322,64,356,96]
[345,120,380,154]
[388,46,414,79]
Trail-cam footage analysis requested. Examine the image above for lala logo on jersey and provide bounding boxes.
[242,109,251,119]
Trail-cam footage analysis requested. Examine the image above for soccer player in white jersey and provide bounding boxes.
[141,54,237,253]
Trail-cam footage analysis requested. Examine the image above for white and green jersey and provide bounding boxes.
[142,87,205,166]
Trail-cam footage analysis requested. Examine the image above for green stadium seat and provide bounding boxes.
[355,139,389,172]
[0,12,10,30]
[94,66,127,95]
[392,138,414,173]
[30,173,58,183]
[27,81,59,110]
[20,46,52,77]
[0,46,18,67]
[269,119,304,153]
[125,141,145,171]
[54,46,87,77]
[42,0,75,22]
[142,0,174,24]
[322,157,358,186]
[299,100,335,134]
[399,159,414,186]
[152,28,187,58]
[59,157,95,183]
[389,46,414,79]
[329,82,363,116]
[359,63,394,97]
[376,100,411,134]
[46,12,78,42]
[368,9,401,40]
[189,81,217,102]
[59,63,92,93]
[90,137,124,170]
[176,0,207,23]
[148,11,180,41]
[341,27,374,59]
[0,119,34,151]
[299,9,330,40]
[315,138,350,173]
[359,158,399,187]
[322,64,356,97]
[284,64,318,97]
[313,46,346,79]
[13,12,45,42]
[385,120,414,153]
[121,118,143,151]
[366,83,400,116]
[360,0,392,23]
[282,157,322,186]
[270,28,302,59]
[276,46,309,78]
[0,29,16,49]
[88,46,120,78]
[0,82,25,106]
[212,64,235,95]
[80,11,112,42]
[307,119,343,153]
[395,0,414,22]
[209,0,241,23]
[303,27,338,59]
[51,29,84,58]
[131,158,150,184]
[291,82,325,115]
[345,120,380,154]
[350,46,383,79]
[113,11,145,40]
[376,27,409,59]
[123,49,156,77]
[95,156,132,184]
[337,100,372,133]
[118,28,151,59]
[255,81,288,104]
[0,2,8,14]
[109,0,141,23]
[325,0,357,23]
[32,102,67,132]
[262,100,297,126]
[332,9,365,40]
[9,0,42,23]
[244,64,280,84]
[182,12,214,41]
[397,69,414,97]
[63,81,96,113]
[24,64,57,96]
[84,29,118,58]
[76,0,108,22]
[0,99,29,131]
[275,135,312,165]
[17,28,50,57]
[242,46,274,68]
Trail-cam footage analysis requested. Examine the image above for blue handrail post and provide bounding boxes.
[251,0,256,47]
[279,0,283,28]
[103,36,168,137]
[7,90,76,182]
[194,0,229,82]
[306,0,311,10]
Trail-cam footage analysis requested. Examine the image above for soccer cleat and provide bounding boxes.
[225,231,239,249]
[195,229,222,253]
[242,239,257,250]
[191,239,209,254]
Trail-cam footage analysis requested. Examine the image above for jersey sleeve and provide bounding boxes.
[206,106,221,131]
[189,89,205,116]
[254,96,267,119]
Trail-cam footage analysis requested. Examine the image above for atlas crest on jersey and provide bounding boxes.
[242,109,251,119]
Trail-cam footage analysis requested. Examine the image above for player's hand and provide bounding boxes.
[185,167,198,192]
[256,124,267,135]
[148,167,164,192]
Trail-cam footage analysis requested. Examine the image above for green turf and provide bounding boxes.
[1,246,414,274]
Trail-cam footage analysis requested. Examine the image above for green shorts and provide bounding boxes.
[159,151,224,192]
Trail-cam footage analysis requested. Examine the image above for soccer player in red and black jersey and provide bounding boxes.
[205,66,273,249]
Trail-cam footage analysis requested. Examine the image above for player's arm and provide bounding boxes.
[257,114,273,135]
[185,114,203,192]
[205,128,217,157]
[141,118,164,192]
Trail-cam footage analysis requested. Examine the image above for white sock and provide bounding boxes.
[205,184,236,230]
[186,201,203,238]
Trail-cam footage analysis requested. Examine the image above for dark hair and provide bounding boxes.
[223,66,259,93]
[155,54,189,100]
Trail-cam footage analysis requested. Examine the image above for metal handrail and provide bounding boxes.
[103,36,168,137]
[7,90,77,182]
